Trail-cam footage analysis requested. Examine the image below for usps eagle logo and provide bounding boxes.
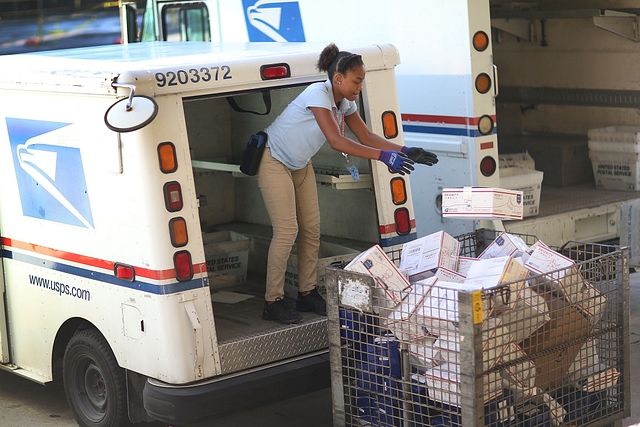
[6,118,94,229]
[243,0,306,42]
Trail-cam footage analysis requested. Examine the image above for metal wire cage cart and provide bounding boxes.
[326,229,630,427]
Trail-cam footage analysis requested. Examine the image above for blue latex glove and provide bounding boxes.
[378,150,415,175]
[401,146,439,166]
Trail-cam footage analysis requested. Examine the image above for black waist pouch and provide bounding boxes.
[240,131,267,176]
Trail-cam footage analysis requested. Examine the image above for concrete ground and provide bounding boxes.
[623,270,640,427]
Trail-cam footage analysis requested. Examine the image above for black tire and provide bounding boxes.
[63,329,132,427]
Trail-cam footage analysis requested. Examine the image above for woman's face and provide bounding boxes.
[337,65,366,102]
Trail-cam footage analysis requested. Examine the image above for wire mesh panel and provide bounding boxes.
[326,229,629,427]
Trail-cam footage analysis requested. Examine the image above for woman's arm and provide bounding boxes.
[310,107,382,159]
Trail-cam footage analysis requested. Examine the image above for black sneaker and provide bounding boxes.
[296,288,327,316]
[262,299,303,324]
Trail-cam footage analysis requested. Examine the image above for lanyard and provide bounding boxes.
[333,106,359,181]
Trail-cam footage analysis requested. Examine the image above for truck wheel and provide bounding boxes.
[63,329,132,427]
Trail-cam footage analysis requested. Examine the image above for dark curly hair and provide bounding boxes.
[317,43,364,81]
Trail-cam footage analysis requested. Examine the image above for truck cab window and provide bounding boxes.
[161,3,210,42]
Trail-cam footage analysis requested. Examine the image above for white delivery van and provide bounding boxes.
[0,41,417,426]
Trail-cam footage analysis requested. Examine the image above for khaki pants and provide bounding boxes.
[258,148,321,302]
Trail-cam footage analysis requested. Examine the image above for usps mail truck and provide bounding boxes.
[122,0,500,238]
[0,42,416,426]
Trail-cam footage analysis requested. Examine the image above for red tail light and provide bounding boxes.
[114,263,135,282]
[394,208,411,235]
[261,63,290,80]
[480,156,497,177]
[174,251,193,281]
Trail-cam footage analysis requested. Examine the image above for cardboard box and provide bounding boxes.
[519,292,594,391]
[479,232,530,260]
[525,245,585,304]
[456,257,478,276]
[399,231,460,282]
[499,167,544,217]
[345,245,412,307]
[499,134,593,187]
[284,241,358,298]
[499,284,550,343]
[575,281,607,325]
[442,187,524,220]
[203,231,250,289]
[587,125,640,146]
[566,339,600,378]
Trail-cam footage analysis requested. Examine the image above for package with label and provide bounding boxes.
[434,267,465,283]
[499,283,550,343]
[424,363,502,406]
[525,244,585,303]
[346,244,412,309]
[464,256,530,311]
[399,231,461,282]
[442,187,524,220]
[479,232,530,259]
[412,281,493,336]
[456,257,478,276]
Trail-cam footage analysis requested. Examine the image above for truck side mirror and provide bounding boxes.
[105,83,158,133]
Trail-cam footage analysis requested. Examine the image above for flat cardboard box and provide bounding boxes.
[203,230,250,289]
[399,231,460,282]
[519,292,594,391]
[478,232,530,259]
[442,187,524,220]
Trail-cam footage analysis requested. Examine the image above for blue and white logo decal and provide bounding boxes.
[243,0,305,42]
[6,118,94,229]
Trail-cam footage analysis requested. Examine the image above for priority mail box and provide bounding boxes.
[442,187,524,220]
[524,244,585,303]
[399,231,460,282]
[479,232,530,259]
[346,245,412,309]
[456,257,478,276]
[464,256,530,311]
[408,336,440,371]
[386,280,437,341]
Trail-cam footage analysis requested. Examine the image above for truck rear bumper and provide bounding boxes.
[142,352,331,425]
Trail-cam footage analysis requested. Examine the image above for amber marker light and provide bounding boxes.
[170,217,188,247]
[475,73,492,94]
[390,177,407,205]
[158,142,177,173]
[473,31,489,52]
[382,111,399,139]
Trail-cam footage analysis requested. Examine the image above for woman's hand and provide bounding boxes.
[378,150,415,175]
[402,147,439,166]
